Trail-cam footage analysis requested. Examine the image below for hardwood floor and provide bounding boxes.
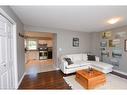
[18,70,127,90]
[18,70,71,89]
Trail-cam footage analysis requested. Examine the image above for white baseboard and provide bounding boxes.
[56,68,60,70]
[17,72,26,89]
[113,69,127,76]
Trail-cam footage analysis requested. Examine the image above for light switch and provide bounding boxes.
[59,48,62,51]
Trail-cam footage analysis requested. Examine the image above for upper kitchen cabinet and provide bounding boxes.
[38,40,53,47]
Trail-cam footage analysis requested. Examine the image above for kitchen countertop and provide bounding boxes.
[25,47,52,52]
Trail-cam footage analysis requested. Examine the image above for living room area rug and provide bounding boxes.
[63,74,127,90]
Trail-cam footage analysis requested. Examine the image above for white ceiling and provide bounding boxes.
[11,6,127,32]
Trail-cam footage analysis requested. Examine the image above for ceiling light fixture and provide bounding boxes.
[107,17,121,24]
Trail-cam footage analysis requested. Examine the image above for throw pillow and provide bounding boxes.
[87,55,96,61]
[64,58,74,65]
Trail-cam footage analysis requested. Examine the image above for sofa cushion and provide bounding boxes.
[87,55,96,61]
[84,61,94,64]
[66,60,88,69]
[66,55,74,60]
[66,63,81,69]
[91,62,113,70]
[64,58,74,65]
[72,54,83,61]
[74,60,86,65]
[82,54,87,61]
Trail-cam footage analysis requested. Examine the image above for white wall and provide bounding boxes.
[90,32,100,57]
[0,6,25,83]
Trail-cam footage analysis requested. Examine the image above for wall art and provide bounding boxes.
[112,47,122,58]
[109,40,114,47]
[124,39,127,52]
[112,39,121,47]
[100,41,107,47]
[102,31,112,39]
[115,32,126,38]
[110,58,119,67]
[73,38,79,47]
[101,50,109,57]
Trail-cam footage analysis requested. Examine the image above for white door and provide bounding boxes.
[0,14,14,89]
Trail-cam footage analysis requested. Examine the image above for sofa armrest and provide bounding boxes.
[61,59,68,66]
[59,59,68,73]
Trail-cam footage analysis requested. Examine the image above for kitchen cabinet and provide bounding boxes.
[38,40,53,47]
[48,51,52,59]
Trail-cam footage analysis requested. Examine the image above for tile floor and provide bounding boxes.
[25,59,56,75]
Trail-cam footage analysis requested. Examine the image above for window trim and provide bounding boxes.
[26,39,38,50]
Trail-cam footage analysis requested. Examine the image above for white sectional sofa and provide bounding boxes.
[59,53,113,74]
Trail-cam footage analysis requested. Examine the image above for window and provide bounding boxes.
[27,40,37,50]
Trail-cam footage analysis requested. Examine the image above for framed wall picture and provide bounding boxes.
[73,38,79,47]
[109,39,120,47]
[112,39,120,47]
[100,41,107,47]
[102,31,112,39]
[124,39,127,52]
[109,40,114,47]
[115,32,126,38]
[112,47,122,58]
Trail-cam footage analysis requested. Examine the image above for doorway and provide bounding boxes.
[0,10,17,89]
[24,32,57,75]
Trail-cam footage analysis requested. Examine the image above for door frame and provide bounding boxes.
[0,8,18,89]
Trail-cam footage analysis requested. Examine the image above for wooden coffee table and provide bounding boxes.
[75,69,106,89]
